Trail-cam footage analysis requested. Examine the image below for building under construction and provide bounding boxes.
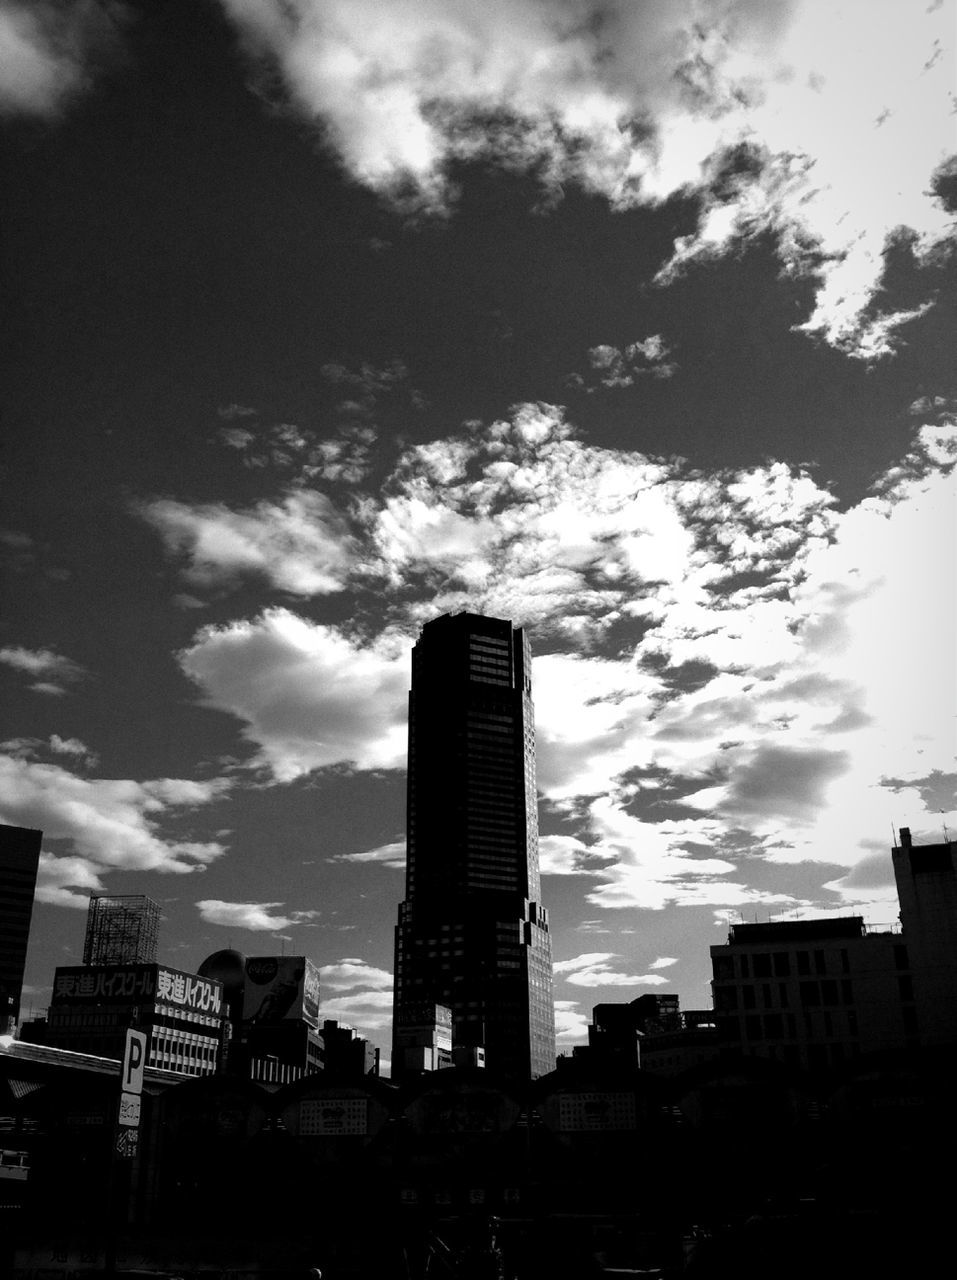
[82,894,160,966]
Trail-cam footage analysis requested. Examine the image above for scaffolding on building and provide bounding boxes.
[82,894,160,966]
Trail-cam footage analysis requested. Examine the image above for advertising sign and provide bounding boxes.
[556,1091,637,1132]
[243,955,319,1029]
[51,965,222,1016]
[299,1097,369,1136]
[115,1128,138,1160]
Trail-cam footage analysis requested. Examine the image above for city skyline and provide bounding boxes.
[1,0,955,1071]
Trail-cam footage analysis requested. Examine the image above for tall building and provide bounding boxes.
[0,824,42,1033]
[392,612,555,1081]
[892,827,957,1046]
[83,893,160,966]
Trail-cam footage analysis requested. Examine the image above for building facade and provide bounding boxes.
[892,828,957,1046]
[710,917,913,1070]
[0,824,41,1034]
[42,963,224,1076]
[393,613,555,1080]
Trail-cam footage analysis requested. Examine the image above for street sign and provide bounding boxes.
[115,1128,138,1160]
[118,1092,141,1127]
[121,1028,147,1096]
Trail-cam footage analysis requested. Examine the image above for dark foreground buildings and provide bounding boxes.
[392,613,555,1080]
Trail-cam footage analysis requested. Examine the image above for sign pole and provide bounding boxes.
[105,1027,148,1277]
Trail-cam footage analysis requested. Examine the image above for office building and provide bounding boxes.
[82,893,160,966]
[43,962,224,1076]
[892,827,957,1046]
[393,612,555,1080]
[0,824,41,1034]
[710,917,912,1070]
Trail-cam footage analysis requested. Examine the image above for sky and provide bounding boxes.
[1,0,955,1070]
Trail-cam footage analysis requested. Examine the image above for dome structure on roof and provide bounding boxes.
[198,948,246,1020]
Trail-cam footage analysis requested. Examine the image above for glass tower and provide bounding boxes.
[392,612,555,1080]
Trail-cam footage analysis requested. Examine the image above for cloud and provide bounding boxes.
[163,409,953,921]
[570,336,677,390]
[554,951,669,988]
[0,0,129,118]
[178,610,409,780]
[0,735,99,770]
[319,958,393,990]
[554,999,589,1043]
[0,645,87,695]
[0,754,231,906]
[649,957,678,970]
[196,899,320,931]
[318,957,394,1034]
[219,0,956,353]
[336,840,406,869]
[140,490,357,596]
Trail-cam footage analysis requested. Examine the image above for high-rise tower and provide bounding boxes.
[392,613,555,1081]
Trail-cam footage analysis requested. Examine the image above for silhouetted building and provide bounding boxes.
[583,994,717,1075]
[42,962,224,1075]
[321,1019,380,1077]
[892,827,957,1046]
[711,916,912,1069]
[198,950,322,1083]
[393,612,555,1080]
[82,893,159,966]
[0,824,41,1033]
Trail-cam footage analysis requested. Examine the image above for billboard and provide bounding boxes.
[243,955,319,1029]
[51,964,222,1016]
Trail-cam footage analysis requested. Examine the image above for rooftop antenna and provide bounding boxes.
[942,812,951,842]
[891,822,898,848]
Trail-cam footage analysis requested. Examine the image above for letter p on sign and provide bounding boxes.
[122,1028,148,1095]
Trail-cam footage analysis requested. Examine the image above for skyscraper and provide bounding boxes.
[392,612,555,1080]
[0,824,42,1034]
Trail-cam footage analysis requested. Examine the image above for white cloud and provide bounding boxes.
[0,1,125,118]
[649,957,678,970]
[196,899,320,930]
[336,840,406,869]
[0,753,230,908]
[164,409,954,923]
[318,957,395,1035]
[179,610,410,780]
[554,951,669,988]
[319,958,393,990]
[140,490,356,596]
[554,999,589,1043]
[0,646,87,695]
[219,0,956,353]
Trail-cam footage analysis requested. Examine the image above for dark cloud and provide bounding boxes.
[721,744,849,824]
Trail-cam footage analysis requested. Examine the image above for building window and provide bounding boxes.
[814,950,826,974]
[739,955,750,979]
[797,951,810,975]
[742,985,756,1009]
[778,983,789,1008]
[821,980,838,1005]
[893,944,909,971]
[898,975,914,1002]
[754,954,772,978]
[799,981,820,1006]
[773,953,790,977]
